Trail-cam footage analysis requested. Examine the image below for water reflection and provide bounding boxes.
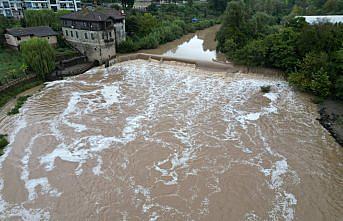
[163,35,217,61]
[140,25,226,62]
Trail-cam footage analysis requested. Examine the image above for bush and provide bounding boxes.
[235,39,266,66]
[21,38,55,80]
[288,72,312,91]
[310,69,331,97]
[117,38,139,53]
[139,33,160,49]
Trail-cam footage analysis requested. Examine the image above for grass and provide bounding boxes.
[0,48,25,84]
[0,79,42,108]
[260,85,271,93]
[7,95,31,115]
[0,134,9,156]
[55,47,79,60]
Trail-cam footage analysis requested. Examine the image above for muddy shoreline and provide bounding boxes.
[318,99,343,146]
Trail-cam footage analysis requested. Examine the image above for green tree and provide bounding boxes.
[24,10,70,31]
[216,1,250,50]
[208,0,228,12]
[235,39,267,66]
[20,38,55,80]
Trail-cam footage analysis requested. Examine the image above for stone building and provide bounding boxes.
[4,26,57,49]
[60,8,126,64]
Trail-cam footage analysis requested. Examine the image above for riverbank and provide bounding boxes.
[318,100,343,146]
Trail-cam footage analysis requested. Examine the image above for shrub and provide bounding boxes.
[288,72,312,91]
[21,38,55,80]
[235,39,266,66]
[310,69,332,97]
[117,38,139,53]
[139,33,160,49]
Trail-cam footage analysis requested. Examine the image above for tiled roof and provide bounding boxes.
[5,26,57,37]
[60,8,124,22]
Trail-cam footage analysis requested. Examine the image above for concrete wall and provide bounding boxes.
[62,27,116,64]
[5,34,57,47]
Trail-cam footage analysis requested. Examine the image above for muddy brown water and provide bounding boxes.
[0,26,342,221]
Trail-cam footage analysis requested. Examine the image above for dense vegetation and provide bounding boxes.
[217,0,343,99]
[23,10,70,31]
[0,49,27,86]
[117,3,220,53]
[21,38,56,81]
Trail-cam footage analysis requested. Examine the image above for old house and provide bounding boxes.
[5,26,57,49]
[60,8,126,64]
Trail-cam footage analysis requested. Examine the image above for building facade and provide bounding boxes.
[0,0,80,18]
[0,0,24,19]
[5,26,57,48]
[60,8,126,64]
[23,0,81,11]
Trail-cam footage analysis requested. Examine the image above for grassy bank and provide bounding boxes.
[0,48,26,86]
[0,79,42,109]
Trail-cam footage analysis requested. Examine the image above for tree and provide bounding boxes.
[208,0,228,12]
[21,38,55,80]
[24,10,70,31]
[235,39,267,66]
[216,1,250,51]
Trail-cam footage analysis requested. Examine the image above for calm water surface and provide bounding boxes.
[0,26,342,221]
[140,25,226,62]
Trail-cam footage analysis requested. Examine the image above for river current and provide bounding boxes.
[0,59,341,220]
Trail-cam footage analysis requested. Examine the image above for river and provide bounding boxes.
[0,26,342,221]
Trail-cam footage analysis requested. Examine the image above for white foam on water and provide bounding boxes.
[100,84,121,107]
[92,157,104,176]
[0,61,305,220]
[149,211,160,221]
[21,134,61,201]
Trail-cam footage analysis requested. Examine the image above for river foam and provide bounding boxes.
[0,59,340,220]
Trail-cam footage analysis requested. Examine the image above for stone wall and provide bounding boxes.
[5,34,57,48]
[62,27,116,64]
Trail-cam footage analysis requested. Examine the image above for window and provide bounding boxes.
[76,31,78,38]
[65,30,68,36]
[84,33,88,39]
[70,30,73,37]
[91,33,94,40]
